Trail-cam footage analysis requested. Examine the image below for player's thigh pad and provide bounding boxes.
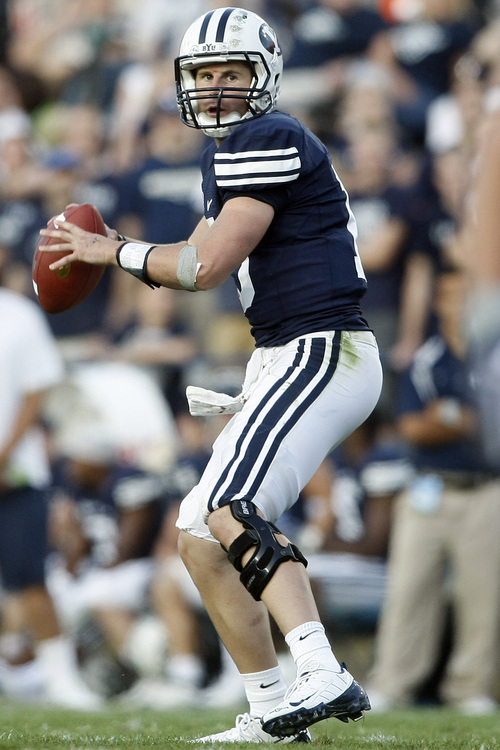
[177,330,382,541]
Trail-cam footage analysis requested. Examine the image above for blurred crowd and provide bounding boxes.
[1,0,500,716]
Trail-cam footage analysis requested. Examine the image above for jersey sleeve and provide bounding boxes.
[213,115,303,212]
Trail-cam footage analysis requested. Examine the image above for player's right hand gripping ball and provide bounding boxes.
[32,203,106,314]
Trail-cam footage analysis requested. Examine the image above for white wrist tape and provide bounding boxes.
[177,244,201,291]
[116,242,158,288]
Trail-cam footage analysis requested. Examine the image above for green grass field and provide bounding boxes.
[0,701,498,749]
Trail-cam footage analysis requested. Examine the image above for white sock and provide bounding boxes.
[36,635,78,679]
[242,666,288,717]
[35,635,101,708]
[285,622,341,674]
[166,653,204,687]
[35,635,90,693]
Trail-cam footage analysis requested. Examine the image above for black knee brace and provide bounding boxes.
[224,499,308,601]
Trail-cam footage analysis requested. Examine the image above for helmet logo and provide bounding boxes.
[259,23,276,54]
[190,42,229,54]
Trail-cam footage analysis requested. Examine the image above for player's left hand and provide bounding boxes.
[39,220,118,270]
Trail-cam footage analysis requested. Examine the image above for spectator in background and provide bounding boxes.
[6,0,127,111]
[115,97,203,246]
[109,284,199,417]
[0,104,48,294]
[330,80,431,419]
[308,410,412,638]
[111,96,217,363]
[368,0,481,144]
[0,95,130,360]
[0,63,55,290]
[35,102,137,356]
[424,51,484,158]
[109,56,179,173]
[47,442,167,698]
[119,409,245,710]
[0,280,102,709]
[422,29,500,469]
[38,102,122,208]
[367,267,500,715]
[278,459,336,557]
[0,63,31,127]
[120,0,208,64]
[284,0,388,69]
[44,360,180,696]
[411,142,471,281]
[277,0,388,111]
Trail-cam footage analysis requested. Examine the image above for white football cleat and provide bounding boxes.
[191,713,311,743]
[118,677,198,709]
[45,679,104,710]
[454,696,499,715]
[261,662,370,737]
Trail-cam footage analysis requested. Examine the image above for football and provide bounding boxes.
[32,203,107,314]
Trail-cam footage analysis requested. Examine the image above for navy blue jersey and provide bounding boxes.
[285,5,388,69]
[349,185,412,314]
[51,462,165,567]
[116,156,202,244]
[398,335,486,473]
[390,18,479,98]
[200,110,369,347]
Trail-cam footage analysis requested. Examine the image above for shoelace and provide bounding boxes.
[235,713,252,729]
[283,661,322,700]
[235,713,260,737]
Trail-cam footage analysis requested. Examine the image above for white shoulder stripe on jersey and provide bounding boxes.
[214,147,299,161]
[215,156,301,176]
[217,173,300,187]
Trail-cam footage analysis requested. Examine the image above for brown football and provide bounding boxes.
[32,203,106,314]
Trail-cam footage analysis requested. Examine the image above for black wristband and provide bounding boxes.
[116,233,127,242]
[116,242,160,288]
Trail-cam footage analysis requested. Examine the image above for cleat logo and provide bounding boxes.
[289,695,315,706]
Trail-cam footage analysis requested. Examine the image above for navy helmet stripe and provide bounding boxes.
[216,7,236,42]
[198,11,214,44]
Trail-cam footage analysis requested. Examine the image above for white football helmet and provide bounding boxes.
[175,7,282,139]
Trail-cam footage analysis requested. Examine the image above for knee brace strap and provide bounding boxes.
[225,499,308,601]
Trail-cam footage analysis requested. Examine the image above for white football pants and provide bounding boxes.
[177,330,382,541]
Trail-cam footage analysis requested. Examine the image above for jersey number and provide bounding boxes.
[237,257,255,312]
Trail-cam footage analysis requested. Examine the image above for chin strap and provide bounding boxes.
[197,111,243,139]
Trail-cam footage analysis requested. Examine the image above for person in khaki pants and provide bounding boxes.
[367,267,500,715]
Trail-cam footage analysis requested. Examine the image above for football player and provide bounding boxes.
[40,7,383,742]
